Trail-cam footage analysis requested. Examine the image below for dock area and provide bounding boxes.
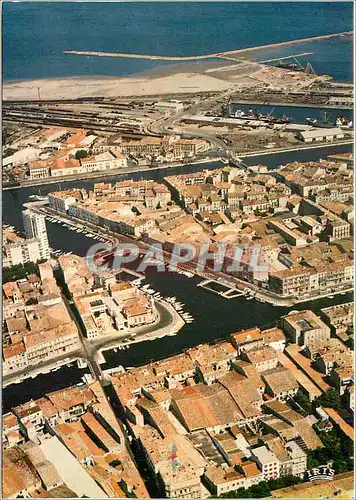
[198,279,245,299]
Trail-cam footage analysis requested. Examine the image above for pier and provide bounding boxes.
[64,31,352,61]
[198,279,245,299]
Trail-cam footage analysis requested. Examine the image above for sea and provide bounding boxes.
[2,1,354,409]
[3,1,354,82]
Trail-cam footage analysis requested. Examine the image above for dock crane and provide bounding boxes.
[305,61,316,75]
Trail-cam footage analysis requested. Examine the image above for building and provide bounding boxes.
[80,150,127,172]
[243,346,279,372]
[155,101,185,112]
[269,258,354,297]
[262,366,299,401]
[3,237,41,267]
[203,466,245,496]
[320,302,353,338]
[3,147,40,168]
[271,471,354,498]
[326,217,350,240]
[264,437,307,478]
[28,161,51,180]
[241,461,264,488]
[47,190,84,213]
[329,96,354,107]
[281,310,331,346]
[22,210,50,260]
[3,445,42,498]
[39,436,108,498]
[297,127,344,143]
[50,158,81,177]
[2,271,81,375]
[251,445,280,480]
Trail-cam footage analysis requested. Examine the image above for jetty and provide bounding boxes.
[198,279,244,299]
[64,31,352,61]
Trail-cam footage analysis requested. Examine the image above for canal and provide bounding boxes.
[2,143,353,411]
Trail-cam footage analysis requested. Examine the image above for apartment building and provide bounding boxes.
[269,258,353,297]
[326,217,351,240]
[251,445,280,480]
[22,210,50,260]
[3,238,41,267]
[203,466,245,496]
[28,161,51,180]
[2,272,81,374]
[320,302,354,336]
[80,150,127,171]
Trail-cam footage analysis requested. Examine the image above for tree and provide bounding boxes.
[219,476,303,498]
[307,427,354,473]
[291,391,313,415]
[75,149,90,160]
[314,388,342,411]
[3,261,39,284]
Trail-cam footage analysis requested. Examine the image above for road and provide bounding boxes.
[3,288,180,387]
[147,87,238,153]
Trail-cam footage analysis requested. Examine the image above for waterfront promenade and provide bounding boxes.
[3,299,184,388]
[3,157,220,191]
[28,200,354,309]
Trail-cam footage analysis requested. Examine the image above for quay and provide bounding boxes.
[30,202,353,308]
[229,99,354,110]
[198,279,245,299]
[3,297,184,389]
[2,157,221,192]
[64,31,352,61]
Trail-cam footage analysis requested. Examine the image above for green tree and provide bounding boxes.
[291,391,313,415]
[307,427,354,473]
[314,388,342,411]
[219,476,303,498]
[75,149,90,160]
[3,261,39,284]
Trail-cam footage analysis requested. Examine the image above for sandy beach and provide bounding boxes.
[3,60,264,100]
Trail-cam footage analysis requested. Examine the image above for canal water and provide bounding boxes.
[3,268,353,412]
[2,143,353,411]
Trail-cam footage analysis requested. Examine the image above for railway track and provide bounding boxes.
[2,113,160,137]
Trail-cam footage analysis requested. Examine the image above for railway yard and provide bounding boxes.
[3,49,354,188]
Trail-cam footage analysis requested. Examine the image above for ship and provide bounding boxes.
[306,117,335,128]
[28,194,48,202]
[276,61,301,71]
[232,109,290,124]
[336,116,353,129]
[306,112,353,129]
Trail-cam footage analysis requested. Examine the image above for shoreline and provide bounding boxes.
[4,140,354,192]
[33,200,354,310]
[3,157,223,191]
[3,299,185,389]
